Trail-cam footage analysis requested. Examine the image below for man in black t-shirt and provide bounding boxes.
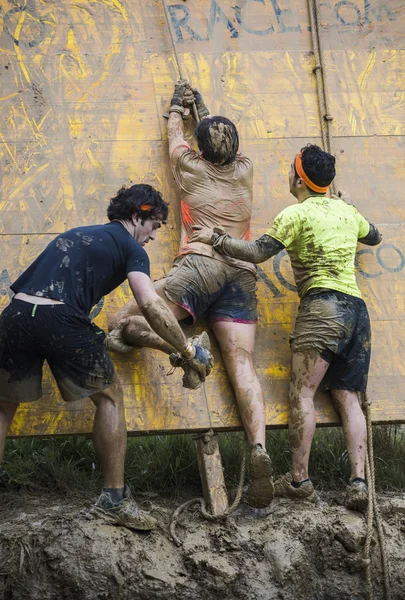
[0,184,213,530]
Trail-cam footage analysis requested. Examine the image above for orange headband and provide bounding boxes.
[294,152,330,193]
[140,204,153,211]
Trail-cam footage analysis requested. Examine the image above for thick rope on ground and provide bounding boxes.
[170,435,247,547]
[362,394,391,600]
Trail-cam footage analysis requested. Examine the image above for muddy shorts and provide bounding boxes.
[163,254,258,325]
[290,290,371,392]
[0,299,116,403]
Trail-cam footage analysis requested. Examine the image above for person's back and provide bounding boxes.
[171,116,255,275]
[12,222,150,316]
[269,196,369,299]
[173,149,252,247]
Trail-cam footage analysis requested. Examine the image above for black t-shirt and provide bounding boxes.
[11,222,150,316]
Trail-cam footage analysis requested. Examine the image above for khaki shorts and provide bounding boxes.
[163,254,258,325]
[290,290,371,392]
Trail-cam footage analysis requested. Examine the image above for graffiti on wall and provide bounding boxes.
[168,0,397,42]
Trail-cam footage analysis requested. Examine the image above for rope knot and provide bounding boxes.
[313,64,321,73]
[324,114,333,121]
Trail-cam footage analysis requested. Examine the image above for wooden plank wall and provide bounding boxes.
[0,0,404,436]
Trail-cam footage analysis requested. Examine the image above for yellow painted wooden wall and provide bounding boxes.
[0,0,404,436]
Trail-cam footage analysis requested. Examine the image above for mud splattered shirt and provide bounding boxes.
[11,222,150,316]
[267,196,370,299]
[171,144,256,274]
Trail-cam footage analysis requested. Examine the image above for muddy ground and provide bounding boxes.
[0,490,404,600]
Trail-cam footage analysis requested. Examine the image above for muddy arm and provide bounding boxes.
[168,112,186,157]
[108,299,139,331]
[127,271,191,356]
[358,222,382,246]
[213,234,285,264]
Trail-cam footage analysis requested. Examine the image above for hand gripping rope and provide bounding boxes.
[161,0,200,123]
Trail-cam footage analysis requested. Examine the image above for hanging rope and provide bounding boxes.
[170,434,247,547]
[307,0,337,195]
[161,0,200,123]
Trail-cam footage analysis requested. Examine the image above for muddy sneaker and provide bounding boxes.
[345,478,368,512]
[94,485,157,531]
[169,331,212,390]
[248,446,274,508]
[274,473,316,500]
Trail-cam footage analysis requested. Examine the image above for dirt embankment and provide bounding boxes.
[0,491,404,600]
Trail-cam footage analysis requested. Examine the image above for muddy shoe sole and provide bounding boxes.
[248,449,274,508]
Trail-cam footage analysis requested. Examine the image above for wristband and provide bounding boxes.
[169,104,185,115]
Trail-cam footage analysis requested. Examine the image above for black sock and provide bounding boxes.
[291,478,310,488]
[351,477,366,485]
[103,487,125,503]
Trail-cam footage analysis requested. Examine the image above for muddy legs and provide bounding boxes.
[90,379,127,489]
[330,389,366,480]
[122,316,177,354]
[289,351,329,482]
[288,353,367,484]
[212,321,265,447]
[212,321,273,507]
[108,279,190,355]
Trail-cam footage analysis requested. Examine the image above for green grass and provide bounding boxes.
[2,425,405,497]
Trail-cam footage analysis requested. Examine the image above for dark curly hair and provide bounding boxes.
[107,184,169,224]
[195,116,239,166]
[295,144,336,192]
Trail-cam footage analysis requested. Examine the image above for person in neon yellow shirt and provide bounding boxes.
[190,144,382,511]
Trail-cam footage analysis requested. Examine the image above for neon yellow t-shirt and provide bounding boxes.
[267,196,370,299]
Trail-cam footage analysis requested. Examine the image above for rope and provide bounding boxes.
[362,395,391,600]
[307,0,337,195]
[161,0,200,123]
[170,434,247,547]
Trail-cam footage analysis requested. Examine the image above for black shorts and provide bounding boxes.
[0,300,116,403]
[290,290,371,392]
[163,254,258,325]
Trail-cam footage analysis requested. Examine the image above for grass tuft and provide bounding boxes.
[2,425,405,498]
